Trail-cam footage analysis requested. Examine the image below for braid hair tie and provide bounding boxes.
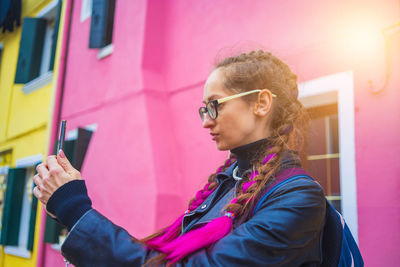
[263,153,277,165]
[249,170,259,180]
[224,211,235,220]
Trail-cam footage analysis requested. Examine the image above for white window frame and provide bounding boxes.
[3,154,42,258]
[66,123,98,141]
[22,0,59,95]
[81,0,92,22]
[298,71,359,242]
[0,165,10,243]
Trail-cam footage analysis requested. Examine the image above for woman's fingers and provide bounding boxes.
[57,150,78,176]
[33,185,51,205]
[36,163,49,179]
[33,154,82,207]
[33,174,57,193]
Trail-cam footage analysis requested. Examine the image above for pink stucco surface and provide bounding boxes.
[43,0,400,266]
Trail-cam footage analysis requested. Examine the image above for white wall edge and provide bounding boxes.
[22,71,53,95]
[298,71,359,243]
[66,123,98,141]
[97,44,114,60]
[80,0,92,22]
[37,0,59,18]
[16,154,43,168]
[0,166,9,175]
[4,246,31,259]
[50,243,61,251]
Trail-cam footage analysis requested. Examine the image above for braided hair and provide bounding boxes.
[141,50,307,266]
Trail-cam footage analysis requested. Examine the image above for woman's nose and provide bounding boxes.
[202,113,215,128]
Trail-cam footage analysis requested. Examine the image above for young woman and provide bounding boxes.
[34,50,326,266]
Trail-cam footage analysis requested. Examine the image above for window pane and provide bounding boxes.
[329,114,339,154]
[330,158,340,195]
[307,159,327,194]
[307,117,326,155]
[304,102,341,213]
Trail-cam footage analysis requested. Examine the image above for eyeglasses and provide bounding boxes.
[199,89,277,122]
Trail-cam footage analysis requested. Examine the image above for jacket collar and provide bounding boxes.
[215,150,301,183]
[216,161,238,183]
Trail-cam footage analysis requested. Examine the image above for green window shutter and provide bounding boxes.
[26,186,37,250]
[14,17,46,84]
[43,214,64,244]
[49,0,62,71]
[27,164,40,251]
[0,168,26,246]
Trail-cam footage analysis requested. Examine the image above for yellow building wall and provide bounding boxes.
[0,29,20,143]
[0,0,66,266]
[0,128,47,267]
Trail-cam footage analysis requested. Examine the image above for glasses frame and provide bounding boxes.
[199,89,277,121]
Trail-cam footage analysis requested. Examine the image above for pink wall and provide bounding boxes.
[43,0,400,266]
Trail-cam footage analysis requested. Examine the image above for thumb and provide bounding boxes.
[57,149,75,172]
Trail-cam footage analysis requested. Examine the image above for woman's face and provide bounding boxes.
[202,68,269,150]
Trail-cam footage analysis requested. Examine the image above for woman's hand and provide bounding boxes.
[33,150,81,216]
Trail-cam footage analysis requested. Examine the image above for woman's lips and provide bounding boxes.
[210,133,219,141]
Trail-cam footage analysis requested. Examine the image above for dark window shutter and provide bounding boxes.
[75,128,93,171]
[43,213,64,244]
[54,127,93,171]
[89,0,116,48]
[48,0,62,71]
[0,168,26,246]
[14,17,46,83]
[27,164,40,251]
[26,182,37,250]
[63,139,77,168]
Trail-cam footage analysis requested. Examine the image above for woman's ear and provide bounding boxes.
[253,89,273,117]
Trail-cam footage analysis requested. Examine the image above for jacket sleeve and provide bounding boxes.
[61,178,325,267]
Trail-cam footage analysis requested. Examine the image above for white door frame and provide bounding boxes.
[298,71,359,242]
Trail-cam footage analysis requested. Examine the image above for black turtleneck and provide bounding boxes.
[230,139,270,177]
[230,139,303,178]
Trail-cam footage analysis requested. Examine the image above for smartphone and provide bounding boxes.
[57,120,67,152]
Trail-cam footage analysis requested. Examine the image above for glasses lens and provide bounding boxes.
[207,102,217,119]
[199,107,206,121]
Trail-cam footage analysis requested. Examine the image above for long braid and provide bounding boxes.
[142,50,306,265]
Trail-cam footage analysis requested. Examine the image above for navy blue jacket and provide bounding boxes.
[60,161,326,266]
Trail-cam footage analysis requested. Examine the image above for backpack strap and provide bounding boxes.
[252,167,312,216]
[251,167,364,267]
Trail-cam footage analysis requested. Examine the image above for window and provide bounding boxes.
[303,101,341,212]
[14,0,61,89]
[89,0,116,59]
[298,71,359,242]
[0,154,41,258]
[0,150,12,242]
